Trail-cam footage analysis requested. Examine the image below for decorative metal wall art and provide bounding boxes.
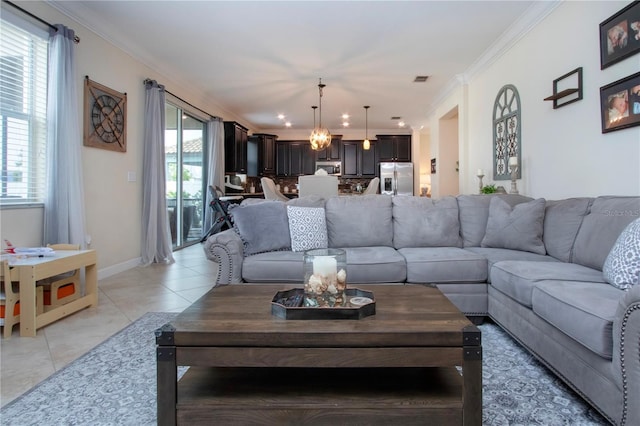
[492,85,521,180]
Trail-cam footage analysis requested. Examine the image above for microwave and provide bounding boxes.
[315,161,341,176]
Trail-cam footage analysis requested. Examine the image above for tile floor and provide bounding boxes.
[0,243,215,407]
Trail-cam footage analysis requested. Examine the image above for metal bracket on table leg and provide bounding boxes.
[155,323,176,345]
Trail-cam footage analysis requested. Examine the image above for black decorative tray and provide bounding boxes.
[271,288,375,320]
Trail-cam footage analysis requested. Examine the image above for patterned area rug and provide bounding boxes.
[1,313,608,425]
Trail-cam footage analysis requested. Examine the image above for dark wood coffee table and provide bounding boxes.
[156,284,482,425]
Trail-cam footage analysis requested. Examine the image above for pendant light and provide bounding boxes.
[309,78,332,150]
[363,105,370,150]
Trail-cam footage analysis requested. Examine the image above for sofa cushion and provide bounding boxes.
[399,247,487,283]
[338,246,406,283]
[465,247,558,282]
[242,246,406,284]
[491,260,606,308]
[531,281,623,359]
[543,198,592,262]
[572,196,640,271]
[481,197,546,255]
[392,196,462,249]
[457,194,533,247]
[287,206,328,252]
[242,250,304,283]
[230,201,291,256]
[603,217,640,290]
[286,195,326,208]
[325,195,393,248]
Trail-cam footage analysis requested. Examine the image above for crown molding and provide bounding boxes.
[427,0,562,117]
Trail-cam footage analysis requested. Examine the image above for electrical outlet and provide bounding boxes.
[85,235,92,246]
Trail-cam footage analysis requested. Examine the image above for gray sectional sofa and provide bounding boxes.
[203,193,640,425]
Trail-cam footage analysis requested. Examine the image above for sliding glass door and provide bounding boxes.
[165,103,205,249]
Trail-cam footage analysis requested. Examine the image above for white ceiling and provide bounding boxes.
[51,1,554,132]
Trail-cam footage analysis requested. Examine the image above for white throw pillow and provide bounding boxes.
[603,217,640,290]
[287,206,328,252]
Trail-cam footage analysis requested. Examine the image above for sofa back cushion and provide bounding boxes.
[325,194,393,248]
[457,194,533,247]
[572,196,640,270]
[543,198,593,262]
[392,196,462,248]
[481,197,546,255]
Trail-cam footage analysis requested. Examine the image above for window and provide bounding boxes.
[0,12,48,206]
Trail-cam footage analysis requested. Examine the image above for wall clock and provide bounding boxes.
[83,77,127,152]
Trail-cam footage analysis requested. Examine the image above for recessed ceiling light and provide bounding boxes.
[413,76,429,82]
[398,121,406,127]
[277,114,285,120]
[342,121,349,127]
[285,122,292,127]
[342,114,349,120]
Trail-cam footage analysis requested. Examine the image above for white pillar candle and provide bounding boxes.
[477,169,484,176]
[313,256,337,276]
[509,157,518,167]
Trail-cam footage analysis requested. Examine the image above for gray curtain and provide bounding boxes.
[141,80,174,265]
[44,25,86,248]
[202,118,225,237]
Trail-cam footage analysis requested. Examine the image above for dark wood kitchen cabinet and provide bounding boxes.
[377,135,411,162]
[342,140,378,178]
[224,121,249,173]
[249,133,277,176]
[315,136,342,161]
[276,141,315,176]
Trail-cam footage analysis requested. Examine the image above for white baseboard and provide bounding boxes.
[98,257,142,281]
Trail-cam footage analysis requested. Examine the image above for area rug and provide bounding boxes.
[1,312,608,425]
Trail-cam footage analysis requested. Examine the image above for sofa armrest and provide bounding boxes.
[202,229,244,285]
[613,284,640,426]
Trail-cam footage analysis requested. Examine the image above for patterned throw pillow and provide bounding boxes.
[603,217,640,290]
[287,206,328,252]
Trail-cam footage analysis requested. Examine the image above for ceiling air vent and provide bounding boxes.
[413,76,429,82]
[391,116,402,120]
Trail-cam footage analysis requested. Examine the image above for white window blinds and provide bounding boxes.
[0,12,48,205]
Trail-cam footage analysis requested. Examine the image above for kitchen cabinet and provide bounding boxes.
[224,121,249,173]
[377,135,411,162]
[315,136,342,161]
[342,140,378,178]
[276,141,315,176]
[249,133,277,176]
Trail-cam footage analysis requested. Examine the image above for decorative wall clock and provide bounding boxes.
[83,77,127,152]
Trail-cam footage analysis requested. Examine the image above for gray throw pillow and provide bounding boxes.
[392,196,462,248]
[481,197,546,255]
[287,206,328,252]
[603,217,640,290]
[229,201,291,256]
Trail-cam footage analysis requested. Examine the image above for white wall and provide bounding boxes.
[458,1,640,199]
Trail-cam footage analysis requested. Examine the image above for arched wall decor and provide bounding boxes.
[493,84,521,180]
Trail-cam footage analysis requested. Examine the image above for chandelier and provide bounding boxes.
[363,105,370,150]
[309,78,331,151]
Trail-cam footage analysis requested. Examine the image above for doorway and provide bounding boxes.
[165,103,205,249]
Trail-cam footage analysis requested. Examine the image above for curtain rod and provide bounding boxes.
[144,78,221,121]
[3,0,80,43]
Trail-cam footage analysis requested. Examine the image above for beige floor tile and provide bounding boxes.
[0,244,204,408]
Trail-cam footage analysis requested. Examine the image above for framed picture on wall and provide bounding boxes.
[599,1,640,69]
[600,71,640,133]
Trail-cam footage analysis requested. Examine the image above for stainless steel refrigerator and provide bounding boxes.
[379,162,413,196]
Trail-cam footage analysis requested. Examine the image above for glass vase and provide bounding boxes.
[303,248,347,307]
